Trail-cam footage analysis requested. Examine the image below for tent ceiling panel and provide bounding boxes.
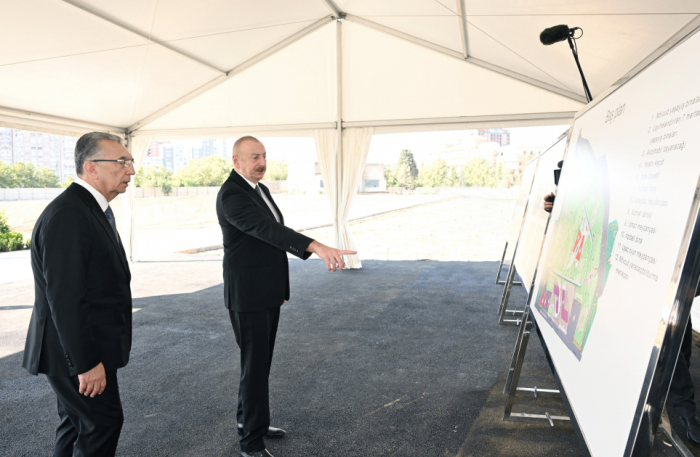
[464,23,577,93]
[68,0,328,42]
[468,14,697,98]
[127,45,223,125]
[335,0,455,16]
[160,20,319,72]
[0,45,219,128]
[342,21,584,122]
[359,15,463,53]
[1,0,147,66]
[139,23,337,132]
[463,0,700,15]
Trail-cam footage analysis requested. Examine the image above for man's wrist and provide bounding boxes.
[306,240,318,253]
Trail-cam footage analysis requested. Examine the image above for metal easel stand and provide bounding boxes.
[496,240,526,326]
[502,309,693,456]
[495,242,522,287]
[502,305,570,426]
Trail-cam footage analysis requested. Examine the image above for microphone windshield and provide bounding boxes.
[540,25,571,45]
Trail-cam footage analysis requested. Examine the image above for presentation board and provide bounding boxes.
[503,156,538,262]
[530,25,700,456]
[513,135,568,293]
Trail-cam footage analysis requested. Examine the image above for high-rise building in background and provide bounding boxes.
[1,129,235,180]
[143,138,231,173]
[477,128,510,146]
[0,127,78,183]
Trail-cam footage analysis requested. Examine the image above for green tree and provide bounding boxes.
[173,156,230,187]
[383,166,398,187]
[34,167,60,188]
[135,166,172,188]
[395,163,415,189]
[448,166,460,186]
[7,162,36,187]
[417,158,450,187]
[0,162,59,188]
[397,150,418,180]
[0,162,12,188]
[462,158,497,187]
[265,160,288,180]
[61,175,74,188]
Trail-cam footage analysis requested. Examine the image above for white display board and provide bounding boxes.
[504,157,538,262]
[513,135,568,293]
[531,27,700,456]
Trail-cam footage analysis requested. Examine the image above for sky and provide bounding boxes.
[261,124,571,166]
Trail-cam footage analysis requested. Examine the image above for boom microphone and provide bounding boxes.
[540,25,573,45]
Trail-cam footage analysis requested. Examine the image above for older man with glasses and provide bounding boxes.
[23,131,135,456]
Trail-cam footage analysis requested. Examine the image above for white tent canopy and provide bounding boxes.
[4,0,699,138]
[3,0,699,264]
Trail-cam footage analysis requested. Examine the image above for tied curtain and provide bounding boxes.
[124,134,154,261]
[314,127,374,269]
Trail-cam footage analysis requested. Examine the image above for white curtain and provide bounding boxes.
[125,134,154,261]
[314,127,374,269]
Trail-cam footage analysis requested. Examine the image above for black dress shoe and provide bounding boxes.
[682,416,700,444]
[240,449,274,457]
[237,424,286,439]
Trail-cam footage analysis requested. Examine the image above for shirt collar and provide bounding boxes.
[74,176,110,212]
[234,168,259,189]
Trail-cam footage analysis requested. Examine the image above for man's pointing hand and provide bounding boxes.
[306,240,357,272]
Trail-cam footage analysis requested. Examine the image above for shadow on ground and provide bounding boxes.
[1,260,699,456]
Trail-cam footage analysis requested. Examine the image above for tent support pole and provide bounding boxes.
[456,0,469,58]
[335,17,344,249]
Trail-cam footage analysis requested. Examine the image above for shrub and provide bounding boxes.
[0,232,24,252]
[0,210,29,252]
[0,210,9,234]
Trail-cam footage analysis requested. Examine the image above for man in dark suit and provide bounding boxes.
[23,131,135,456]
[217,136,355,457]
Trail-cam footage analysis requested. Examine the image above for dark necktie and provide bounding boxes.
[255,185,263,197]
[104,206,119,240]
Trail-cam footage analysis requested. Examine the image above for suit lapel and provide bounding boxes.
[229,170,275,219]
[68,184,130,275]
[260,184,284,225]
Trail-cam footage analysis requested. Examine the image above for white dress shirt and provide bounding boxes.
[74,176,109,212]
[235,169,281,223]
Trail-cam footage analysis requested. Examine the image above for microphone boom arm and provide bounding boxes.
[567,36,592,102]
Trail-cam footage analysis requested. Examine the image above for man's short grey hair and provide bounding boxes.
[75,132,123,176]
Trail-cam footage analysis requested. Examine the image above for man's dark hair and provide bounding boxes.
[75,132,123,176]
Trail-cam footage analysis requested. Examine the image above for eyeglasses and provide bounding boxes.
[91,158,135,168]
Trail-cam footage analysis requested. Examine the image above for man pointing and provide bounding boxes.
[216,136,355,457]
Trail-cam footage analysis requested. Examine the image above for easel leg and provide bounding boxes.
[497,264,525,325]
[503,306,530,394]
[503,308,532,418]
[495,242,508,285]
[503,307,570,425]
[495,242,522,288]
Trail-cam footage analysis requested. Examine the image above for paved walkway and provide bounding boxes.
[0,258,692,456]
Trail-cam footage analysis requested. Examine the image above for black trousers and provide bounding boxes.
[229,307,281,453]
[45,370,124,457]
[668,319,697,419]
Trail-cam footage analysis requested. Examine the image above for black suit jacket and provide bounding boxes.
[216,170,313,312]
[23,183,132,377]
